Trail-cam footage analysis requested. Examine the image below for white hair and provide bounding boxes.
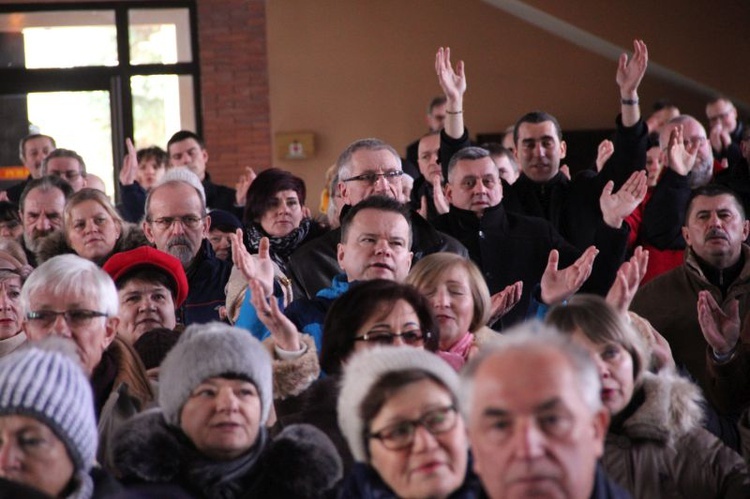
[21,254,119,317]
[459,321,603,422]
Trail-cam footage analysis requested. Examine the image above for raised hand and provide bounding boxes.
[697,291,739,357]
[606,246,649,316]
[119,138,138,186]
[541,246,598,305]
[489,281,523,324]
[417,195,429,220]
[599,170,648,228]
[616,39,648,97]
[709,124,731,153]
[235,166,257,207]
[429,173,450,215]
[435,47,466,104]
[250,278,301,351]
[595,139,615,172]
[650,327,676,372]
[435,46,466,140]
[667,125,698,176]
[231,229,274,296]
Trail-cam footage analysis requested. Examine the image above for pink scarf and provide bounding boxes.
[438,332,474,371]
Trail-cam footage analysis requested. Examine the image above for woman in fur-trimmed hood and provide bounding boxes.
[547,295,750,499]
[35,188,150,266]
[112,323,342,499]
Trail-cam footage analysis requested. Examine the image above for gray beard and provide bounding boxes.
[23,229,52,253]
[689,157,714,188]
[166,236,197,266]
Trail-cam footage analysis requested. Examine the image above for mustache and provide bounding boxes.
[167,235,195,249]
[706,228,728,240]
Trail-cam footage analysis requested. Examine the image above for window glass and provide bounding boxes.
[27,91,114,195]
[132,75,195,150]
[129,8,192,65]
[0,11,117,68]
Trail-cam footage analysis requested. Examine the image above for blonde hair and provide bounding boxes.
[64,188,124,241]
[406,253,491,332]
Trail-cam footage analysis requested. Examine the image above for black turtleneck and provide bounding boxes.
[694,251,745,298]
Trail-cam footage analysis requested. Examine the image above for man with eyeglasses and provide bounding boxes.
[434,146,643,328]
[143,167,231,325]
[706,97,744,170]
[20,253,151,466]
[286,138,466,300]
[41,148,88,192]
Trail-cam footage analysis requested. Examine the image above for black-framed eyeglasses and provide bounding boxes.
[148,215,204,231]
[353,329,425,345]
[343,170,403,185]
[26,310,108,329]
[368,406,458,450]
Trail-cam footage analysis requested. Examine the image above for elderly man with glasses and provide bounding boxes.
[20,253,154,468]
[143,167,231,325]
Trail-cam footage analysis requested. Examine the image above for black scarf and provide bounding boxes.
[180,428,269,499]
[246,218,312,272]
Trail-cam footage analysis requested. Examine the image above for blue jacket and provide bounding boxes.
[179,239,232,326]
[236,274,350,351]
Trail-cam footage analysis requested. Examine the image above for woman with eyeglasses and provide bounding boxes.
[36,188,149,266]
[337,346,481,498]
[258,279,439,473]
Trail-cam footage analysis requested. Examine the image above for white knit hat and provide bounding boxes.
[0,338,98,473]
[159,322,273,427]
[337,346,460,462]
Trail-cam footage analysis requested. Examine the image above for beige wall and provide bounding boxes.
[267,0,750,210]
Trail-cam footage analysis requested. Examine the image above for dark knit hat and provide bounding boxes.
[208,209,242,232]
[159,323,273,427]
[0,338,98,473]
[132,327,181,370]
[103,246,189,307]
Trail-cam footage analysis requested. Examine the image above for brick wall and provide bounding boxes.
[196,0,271,188]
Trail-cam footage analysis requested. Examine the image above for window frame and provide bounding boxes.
[0,1,202,200]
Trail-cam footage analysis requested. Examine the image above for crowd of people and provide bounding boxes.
[1,40,750,498]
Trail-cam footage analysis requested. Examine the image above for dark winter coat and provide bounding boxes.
[113,410,342,499]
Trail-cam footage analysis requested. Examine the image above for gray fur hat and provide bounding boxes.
[0,338,97,473]
[337,346,460,462]
[159,322,273,427]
